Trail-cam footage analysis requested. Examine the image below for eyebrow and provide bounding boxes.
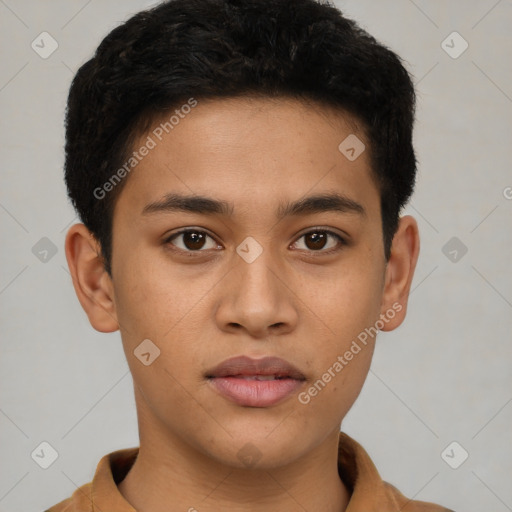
[141,192,366,220]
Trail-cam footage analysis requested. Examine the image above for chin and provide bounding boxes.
[201,425,313,470]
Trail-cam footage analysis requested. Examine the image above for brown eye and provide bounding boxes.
[305,232,328,250]
[166,230,219,252]
[293,229,345,253]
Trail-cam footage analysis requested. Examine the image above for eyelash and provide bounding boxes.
[163,228,346,256]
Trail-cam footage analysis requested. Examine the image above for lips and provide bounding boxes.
[206,355,306,380]
[206,356,306,407]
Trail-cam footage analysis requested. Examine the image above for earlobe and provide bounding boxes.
[379,215,420,332]
[65,223,119,333]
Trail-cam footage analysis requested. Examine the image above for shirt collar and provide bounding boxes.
[64,432,439,511]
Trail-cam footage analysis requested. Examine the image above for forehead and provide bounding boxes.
[113,96,380,224]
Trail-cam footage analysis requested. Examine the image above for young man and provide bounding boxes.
[48,0,452,510]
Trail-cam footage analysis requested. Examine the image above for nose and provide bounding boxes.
[214,250,299,339]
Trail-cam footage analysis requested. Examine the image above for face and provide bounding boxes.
[68,96,418,470]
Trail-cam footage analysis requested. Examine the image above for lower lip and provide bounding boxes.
[208,377,304,407]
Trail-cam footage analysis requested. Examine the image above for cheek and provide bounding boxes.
[129,361,207,441]
[296,341,375,429]
[112,249,202,340]
[112,254,213,389]
[295,263,381,418]
[308,265,383,343]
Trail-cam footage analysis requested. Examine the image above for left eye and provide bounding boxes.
[292,230,345,252]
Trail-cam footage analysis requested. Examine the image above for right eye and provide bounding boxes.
[164,229,222,253]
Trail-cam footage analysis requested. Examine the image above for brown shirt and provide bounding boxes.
[45,432,453,511]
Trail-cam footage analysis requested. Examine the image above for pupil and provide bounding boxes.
[185,232,205,250]
[306,232,326,250]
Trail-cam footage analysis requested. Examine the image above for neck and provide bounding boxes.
[119,404,350,512]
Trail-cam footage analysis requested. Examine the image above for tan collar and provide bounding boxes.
[47,432,451,511]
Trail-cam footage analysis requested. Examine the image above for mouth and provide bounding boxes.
[205,355,306,407]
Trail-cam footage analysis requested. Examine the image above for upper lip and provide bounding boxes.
[206,355,306,380]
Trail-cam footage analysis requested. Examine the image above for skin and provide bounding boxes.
[65,97,419,512]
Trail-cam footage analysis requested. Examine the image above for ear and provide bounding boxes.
[379,215,420,331]
[64,223,119,333]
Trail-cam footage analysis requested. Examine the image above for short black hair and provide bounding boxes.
[64,0,417,275]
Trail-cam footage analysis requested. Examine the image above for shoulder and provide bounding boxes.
[44,481,92,512]
[384,481,455,512]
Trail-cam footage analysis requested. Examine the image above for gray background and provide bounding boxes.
[1,1,511,511]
